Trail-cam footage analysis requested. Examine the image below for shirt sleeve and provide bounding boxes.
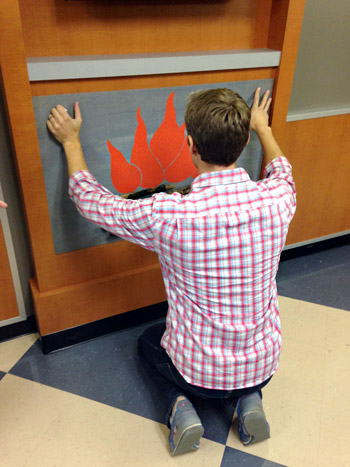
[261,156,297,223]
[68,170,157,251]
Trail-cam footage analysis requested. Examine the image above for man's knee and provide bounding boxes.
[138,322,166,348]
[137,322,168,365]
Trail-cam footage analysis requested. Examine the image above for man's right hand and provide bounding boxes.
[250,88,284,165]
[250,88,272,134]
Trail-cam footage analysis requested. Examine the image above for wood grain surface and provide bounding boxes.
[285,115,350,245]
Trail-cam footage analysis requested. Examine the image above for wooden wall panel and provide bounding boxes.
[19,0,272,57]
[285,114,350,245]
[267,0,306,145]
[0,222,19,321]
[30,263,167,334]
[31,68,276,97]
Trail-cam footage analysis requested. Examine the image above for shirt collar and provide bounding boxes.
[191,167,251,190]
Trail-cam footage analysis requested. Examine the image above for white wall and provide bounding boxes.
[288,0,350,118]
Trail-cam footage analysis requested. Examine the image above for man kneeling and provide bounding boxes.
[47,87,296,456]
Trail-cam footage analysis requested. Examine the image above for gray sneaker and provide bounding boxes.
[236,391,270,445]
[168,399,204,456]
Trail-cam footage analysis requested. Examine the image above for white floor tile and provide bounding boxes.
[0,334,38,372]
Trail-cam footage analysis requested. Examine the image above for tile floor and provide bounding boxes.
[0,244,349,467]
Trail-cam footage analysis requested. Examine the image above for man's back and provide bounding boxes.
[156,157,296,390]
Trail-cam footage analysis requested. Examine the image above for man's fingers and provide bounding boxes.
[56,104,69,117]
[265,97,272,112]
[49,104,79,123]
[260,90,270,108]
[47,118,60,134]
[253,88,261,108]
[46,119,55,134]
[47,119,58,132]
[74,102,82,121]
[51,107,62,121]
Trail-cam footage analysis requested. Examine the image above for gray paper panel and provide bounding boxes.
[33,79,273,254]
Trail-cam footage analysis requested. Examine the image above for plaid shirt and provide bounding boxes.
[69,156,296,390]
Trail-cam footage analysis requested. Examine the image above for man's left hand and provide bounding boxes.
[47,102,82,146]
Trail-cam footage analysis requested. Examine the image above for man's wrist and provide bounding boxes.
[62,137,89,176]
[63,137,81,151]
[256,126,272,138]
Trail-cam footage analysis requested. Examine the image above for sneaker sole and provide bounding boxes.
[242,412,270,444]
[171,423,204,456]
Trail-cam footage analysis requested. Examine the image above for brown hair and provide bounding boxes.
[184,88,251,166]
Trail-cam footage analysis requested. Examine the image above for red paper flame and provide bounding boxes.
[107,140,141,194]
[150,93,186,170]
[165,142,198,183]
[130,108,164,189]
[107,92,198,194]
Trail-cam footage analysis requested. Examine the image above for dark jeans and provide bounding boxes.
[138,323,272,426]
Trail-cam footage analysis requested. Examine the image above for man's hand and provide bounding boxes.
[0,200,8,208]
[250,88,272,134]
[47,102,82,146]
[250,88,283,165]
[46,102,88,177]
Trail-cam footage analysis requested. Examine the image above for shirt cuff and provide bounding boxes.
[68,170,96,197]
[264,156,291,178]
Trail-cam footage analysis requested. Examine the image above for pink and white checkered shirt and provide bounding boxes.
[69,156,296,390]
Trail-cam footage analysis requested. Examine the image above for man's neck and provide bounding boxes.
[197,161,237,175]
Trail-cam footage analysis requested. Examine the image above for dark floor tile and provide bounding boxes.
[220,446,287,467]
[277,244,350,310]
[0,370,6,381]
[9,319,233,445]
[190,397,235,445]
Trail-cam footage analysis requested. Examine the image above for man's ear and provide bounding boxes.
[187,135,198,154]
